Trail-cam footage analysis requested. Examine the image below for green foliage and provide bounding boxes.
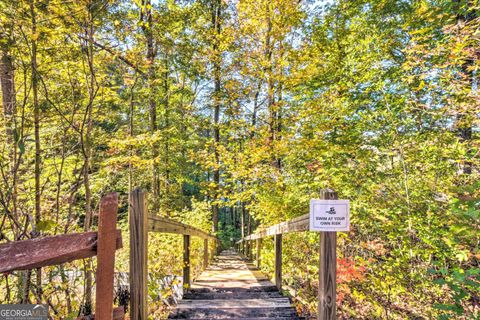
[0,0,478,319]
[433,267,480,319]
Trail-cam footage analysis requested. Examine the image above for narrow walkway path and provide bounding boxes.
[168,250,301,319]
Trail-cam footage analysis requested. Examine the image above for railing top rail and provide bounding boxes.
[148,215,217,240]
[237,213,309,243]
[0,230,123,273]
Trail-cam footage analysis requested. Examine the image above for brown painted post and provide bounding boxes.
[183,235,191,289]
[129,188,148,320]
[203,238,209,270]
[95,193,118,320]
[274,234,282,291]
[256,238,261,268]
[318,189,338,320]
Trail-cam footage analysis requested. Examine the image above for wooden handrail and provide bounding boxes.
[148,215,216,239]
[237,213,309,242]
[0,230,122,273]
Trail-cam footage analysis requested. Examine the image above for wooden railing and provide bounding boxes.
[129,188,218,320]
[0,193,124,320]
[236,189,339,320]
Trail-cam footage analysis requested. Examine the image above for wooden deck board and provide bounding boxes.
[177,298,291,309]
[168,250,301,319]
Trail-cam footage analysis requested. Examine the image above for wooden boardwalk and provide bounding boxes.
[168,250,302,319]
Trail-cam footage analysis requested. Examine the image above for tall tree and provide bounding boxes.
[29,0,42,303]
[140,0,160,208]
[211,0,222,233]
[80,0,98,313]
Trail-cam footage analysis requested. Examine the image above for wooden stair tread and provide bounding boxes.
[168,307,299,319]
[182,291,283,300]
[168,250,300,319]
[177,298,291,308]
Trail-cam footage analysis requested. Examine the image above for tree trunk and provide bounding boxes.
[211,0,222,233]
[0,31,24,303]
[163,56,170,205]
[141,0,159,209]
[263,1,279,169]
[0,48,16,167]
[275,40,284,169]
[265,1,274,145]
[30,0,42,304]
[250,81,262,138]
[81,1,96,312]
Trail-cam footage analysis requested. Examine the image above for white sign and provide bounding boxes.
[309,199,350,232]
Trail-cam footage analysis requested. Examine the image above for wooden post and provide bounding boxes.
[203,238,209,270]
[250,241,254,261]
[183,235,191,289]
[129,188,148,320]
[318,189,338,320]
[256,238,261,268]
[274,234,282,291]
[212,238,216,260]
[95,193,118,320]
[216,238,222,255]
[251,240,254,260]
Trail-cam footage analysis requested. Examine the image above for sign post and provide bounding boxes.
[310,189,350,320]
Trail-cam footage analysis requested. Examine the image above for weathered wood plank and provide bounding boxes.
[0,230,122,274]
[274,234,282,291]
[318,189,337,320]
[148,215,216,239]
[203,238,208,270]
[241,214,309,241]
[95,192,118,320]
[176,298,292,309]
[168,251,301,319]
[129,188,148,320]
[183,234,191,289]
[247,240,252,260]
[256,238,261,268]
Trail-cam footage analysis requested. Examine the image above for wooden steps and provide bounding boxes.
[168,250,302,319]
